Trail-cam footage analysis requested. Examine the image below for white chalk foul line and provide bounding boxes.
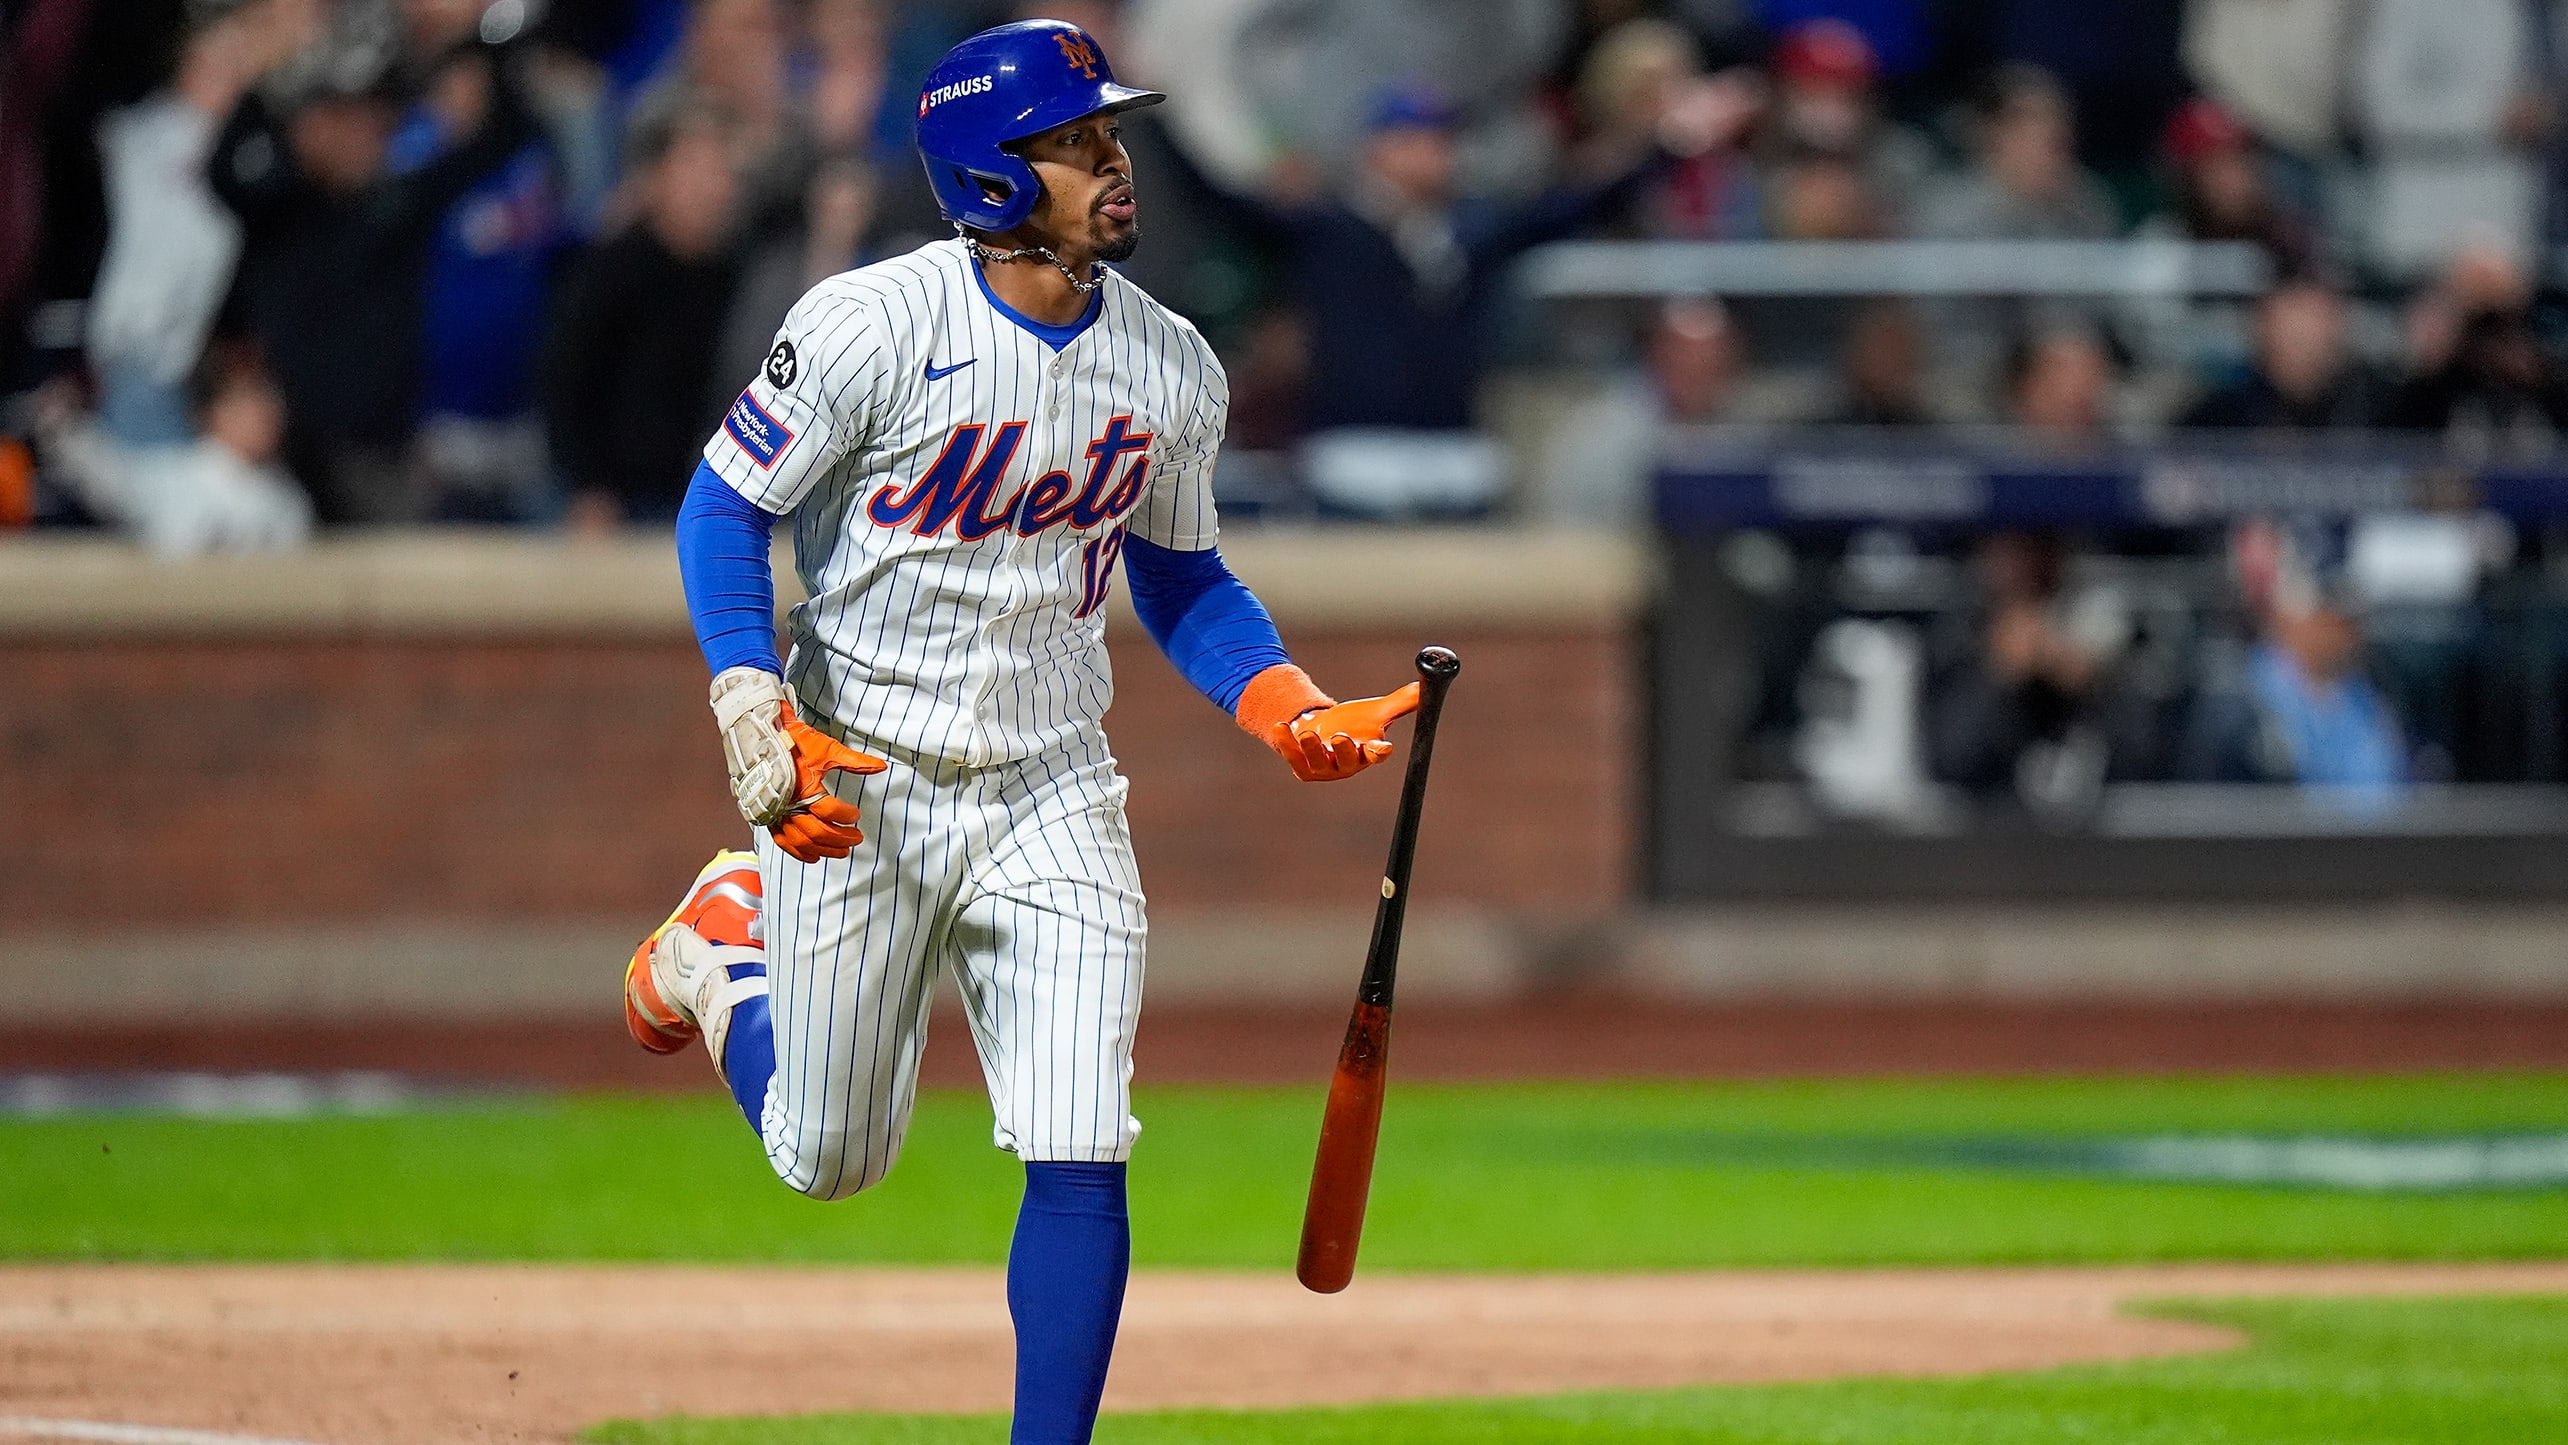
[0,1420,335,1445]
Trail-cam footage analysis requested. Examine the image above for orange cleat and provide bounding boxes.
[623,851,763,1053]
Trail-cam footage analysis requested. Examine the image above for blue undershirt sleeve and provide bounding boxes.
[1122,535,1290,714]
[675,460,784,676]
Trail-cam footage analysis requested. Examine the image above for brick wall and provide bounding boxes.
[1112,628,1634,912]
[0,627,1633,930]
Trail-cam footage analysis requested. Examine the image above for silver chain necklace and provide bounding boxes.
[959,230,1104,294]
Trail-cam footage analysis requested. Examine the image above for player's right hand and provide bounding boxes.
[768,702,889,859]
[710,666,890,862]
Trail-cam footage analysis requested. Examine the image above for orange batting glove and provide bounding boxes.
[710,666,890,862]
[1235,663,1421,782]
[768,701,890,860]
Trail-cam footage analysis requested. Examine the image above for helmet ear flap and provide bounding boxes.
[938,153,1039,233]
[949,164,1011,208]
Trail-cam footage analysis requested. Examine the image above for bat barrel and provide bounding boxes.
[1296,1000,1392,1293]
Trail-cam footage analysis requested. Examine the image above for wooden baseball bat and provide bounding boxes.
[1296,644,1462,1294]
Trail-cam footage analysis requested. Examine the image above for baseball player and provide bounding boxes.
[620,19,1420,1444]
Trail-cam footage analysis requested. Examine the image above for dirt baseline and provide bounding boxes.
[5,1263,2567,1445]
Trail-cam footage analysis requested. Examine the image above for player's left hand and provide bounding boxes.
[1270,684,1422,783]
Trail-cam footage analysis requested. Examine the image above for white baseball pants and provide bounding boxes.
[748,721,1147,1200]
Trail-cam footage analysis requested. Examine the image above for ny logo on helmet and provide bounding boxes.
[1055,31,1099,78]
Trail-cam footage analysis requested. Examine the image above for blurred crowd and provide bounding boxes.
[1736,492,2548,825]
[5,0,2568,549]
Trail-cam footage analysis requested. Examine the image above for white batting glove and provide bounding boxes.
[710,666,801,827]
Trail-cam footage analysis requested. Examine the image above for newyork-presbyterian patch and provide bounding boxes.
[725,391,794,469]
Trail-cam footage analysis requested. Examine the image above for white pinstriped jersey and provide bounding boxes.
[702,238,1228,767]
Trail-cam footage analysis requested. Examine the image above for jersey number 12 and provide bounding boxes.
[1073,525,1128,619]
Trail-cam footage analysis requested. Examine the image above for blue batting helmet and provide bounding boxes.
[916,20,1164,234]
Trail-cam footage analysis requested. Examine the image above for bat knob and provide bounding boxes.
[1414,645,1461,681]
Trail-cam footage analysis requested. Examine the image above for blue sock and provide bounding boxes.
[1007,1161,1130,1445]
[714,964,774,1131]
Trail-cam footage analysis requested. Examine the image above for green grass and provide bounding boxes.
[5,1073,2568,1266]
[583,1294,2568,1444]
[12,1078,2567,1443]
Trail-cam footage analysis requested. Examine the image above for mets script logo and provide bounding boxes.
[1055,31,1100,78]
[868,416,1149,617]
[869,415,1150,541]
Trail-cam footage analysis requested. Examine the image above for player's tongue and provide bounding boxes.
[1096,184,1137,223]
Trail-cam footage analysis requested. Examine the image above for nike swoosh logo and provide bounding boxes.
[924,358,975,381]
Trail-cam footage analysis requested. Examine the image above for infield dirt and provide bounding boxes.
[5,1262,2567,1445]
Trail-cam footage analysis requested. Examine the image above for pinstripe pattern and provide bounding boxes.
[705,237,1213,1195]
[752,722,1145,1195]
